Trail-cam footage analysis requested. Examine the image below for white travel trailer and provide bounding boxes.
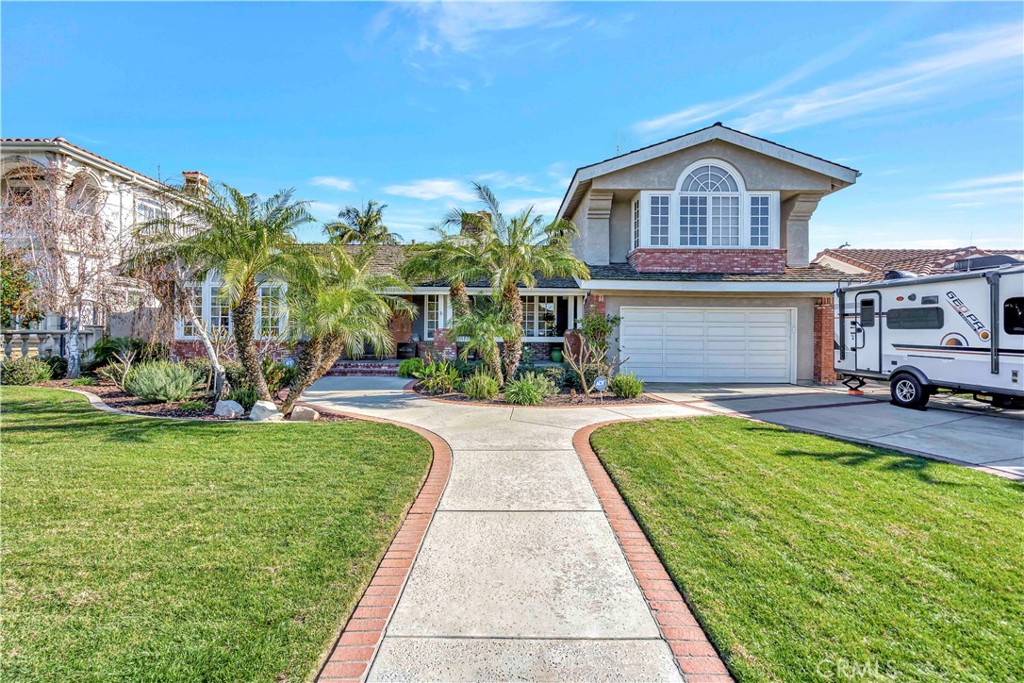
[834,256,1024,409]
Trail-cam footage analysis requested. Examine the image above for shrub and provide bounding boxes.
[451,357,484,378]
[609,373,644,399]
[504,376,544,406]
[87,337,167,370]
[43,355,68,380]
[184,357,214,390]
[398,357,424,378]
[224,361,247,390]
[538,364,566,389]
[414,360,460,394]
[178,400,208,413]
[520,371,557,398]
[124,361,199,403]
[0,356,53,385]
[262,358,296,393]
[564,363,599,392]
[70,377,97,387]
[462,370,500,401]
[227,386,259,411]
[96,362,130,390]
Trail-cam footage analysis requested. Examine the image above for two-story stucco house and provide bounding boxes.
[557,123,860,385]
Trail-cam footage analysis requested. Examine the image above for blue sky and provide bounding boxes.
[3,2,1022,252]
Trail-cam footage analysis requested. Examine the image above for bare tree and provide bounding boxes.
[1,162,126,378]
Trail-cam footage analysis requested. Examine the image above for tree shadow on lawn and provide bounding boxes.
[741,424,969,487]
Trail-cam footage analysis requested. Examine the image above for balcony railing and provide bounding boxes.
[1,325,104,360]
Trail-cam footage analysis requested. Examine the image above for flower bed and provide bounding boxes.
[410,381,656,407]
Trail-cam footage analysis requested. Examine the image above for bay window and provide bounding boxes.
[210,286,231,332]
[630,160,778,250]
[258,285,284,337]
[180,284,203,338]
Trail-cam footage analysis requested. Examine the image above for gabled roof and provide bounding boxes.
[557,123,861,220]
[1,137,168,191]
[813,246,1023,276]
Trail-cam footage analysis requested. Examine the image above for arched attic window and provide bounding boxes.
[679,163,742,247]
[66,173,102,214]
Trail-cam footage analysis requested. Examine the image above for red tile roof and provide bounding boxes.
[814,246,1022,275]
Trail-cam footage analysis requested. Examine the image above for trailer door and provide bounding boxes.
[854,292,882,373]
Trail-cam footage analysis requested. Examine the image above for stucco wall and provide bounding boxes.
[592,139,833,193]
[596,291,819,382]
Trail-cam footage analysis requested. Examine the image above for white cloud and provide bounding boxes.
[735,22,1022,134]
[409,2,579,54]
[633,21,1023,138]
[475,171,545,192]
[383,178,476,202]
[503,196,564,219]
[933,170,1023,204]
[311,176,355,192]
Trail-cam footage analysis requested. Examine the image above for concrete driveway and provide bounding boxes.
[646,383,1024,480]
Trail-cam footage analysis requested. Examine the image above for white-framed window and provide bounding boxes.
[258,285,284,337]
[180,284,204,338]
[649,194,670,246]
[136,199,166,224]
[632,195,641,250]
[210,286,231,332]
[522,296,557,337]
[631,159,779,250]
[749,195,771,246]
[425,295,439,340]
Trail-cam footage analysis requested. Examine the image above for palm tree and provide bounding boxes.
[326,200,401,245]
[451,183,589,379]
[401,215,489,318]
[280,244,414,415]
[148,183,313,401]
[450,297,518,383]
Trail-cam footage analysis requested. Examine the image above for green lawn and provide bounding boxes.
[1,387,432,683]
[591,416,1024,683]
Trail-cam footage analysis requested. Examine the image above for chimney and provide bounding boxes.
[460,211,491,237]
[182,170,209,195]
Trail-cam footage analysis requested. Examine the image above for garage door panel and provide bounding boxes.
[621,307,793,383]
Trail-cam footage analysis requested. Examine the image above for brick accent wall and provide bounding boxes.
[627,248,786,274]
[813,297,836,385]
[420,328,457,361]
[389,311,413,345]
[584,294,606,316]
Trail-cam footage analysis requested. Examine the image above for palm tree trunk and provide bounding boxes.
[500,282,523,380]
[232,279,272,401]
[450,281,470,319]
[280,337,323,416]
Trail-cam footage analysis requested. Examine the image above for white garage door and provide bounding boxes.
[619,307,795,383]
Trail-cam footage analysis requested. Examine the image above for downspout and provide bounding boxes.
[836,284,846,362]
[986,270,1000,375]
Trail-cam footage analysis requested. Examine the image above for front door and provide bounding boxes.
[853,292,882,373]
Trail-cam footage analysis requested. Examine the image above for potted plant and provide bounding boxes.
[551,346,563,363]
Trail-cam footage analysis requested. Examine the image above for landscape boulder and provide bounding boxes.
[289,405,320,422]
[249,400,283,422]
[213,400,244,419]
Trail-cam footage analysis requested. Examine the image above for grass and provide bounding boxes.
[0,387,432,683]
[590,416,1024,683]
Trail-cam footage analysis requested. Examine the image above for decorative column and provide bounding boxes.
[780,193,824,267]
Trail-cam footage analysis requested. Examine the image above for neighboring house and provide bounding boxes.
[813,246,1024,277]
[0,138,205,357]
[556,123,861,384]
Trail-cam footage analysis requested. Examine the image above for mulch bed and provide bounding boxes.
[40,379,350,422]
[412,383,656,407]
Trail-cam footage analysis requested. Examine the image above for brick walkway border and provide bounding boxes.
[305,403,453,683]
[573,420,735,683]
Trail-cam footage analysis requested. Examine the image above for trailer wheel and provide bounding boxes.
[992,395,1024,409]
[891,374,929,409]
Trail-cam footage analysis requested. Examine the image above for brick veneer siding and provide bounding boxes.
[813,297,836,385]
[584,294,606,316]
[419,329,457,361]
[389,312,413,346]
[627,248,786,274]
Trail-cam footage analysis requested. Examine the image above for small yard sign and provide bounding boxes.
[594,376,607,392]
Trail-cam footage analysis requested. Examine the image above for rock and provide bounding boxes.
[213,400,244,418]
[249,400,283,422]
[289,405,320,422]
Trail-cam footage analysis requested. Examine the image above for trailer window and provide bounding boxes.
[1005,297,1024,335]
[886,307,944,329]
[859,299,875,327]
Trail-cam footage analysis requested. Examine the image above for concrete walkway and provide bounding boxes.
[303,376,707,682]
